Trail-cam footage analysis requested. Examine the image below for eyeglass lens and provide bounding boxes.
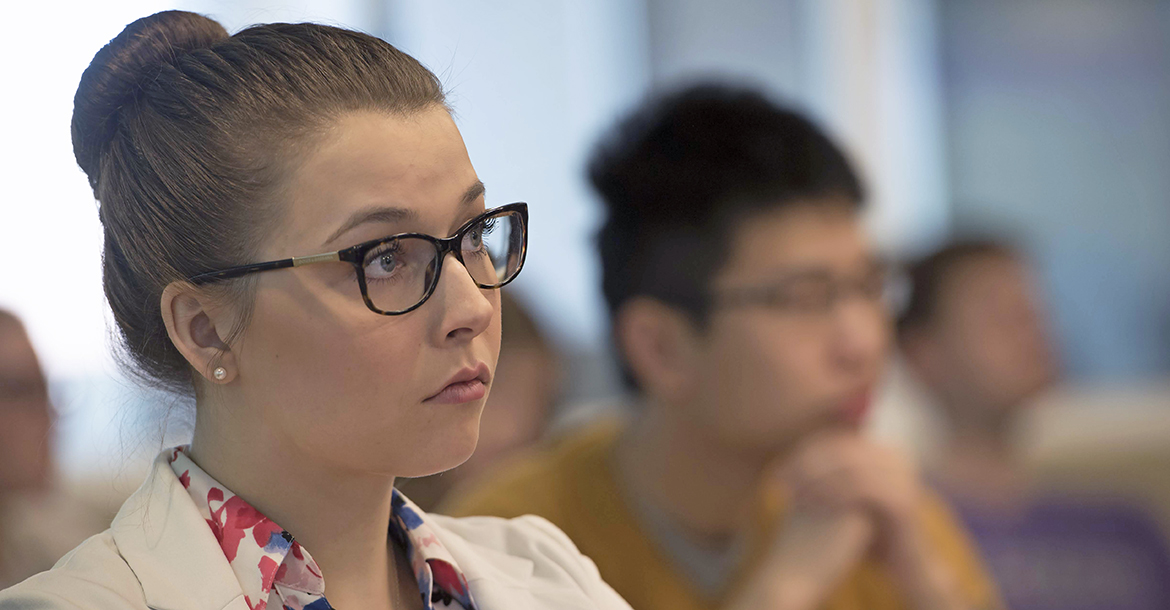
[359,209,524,313]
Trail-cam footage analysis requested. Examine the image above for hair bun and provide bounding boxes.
[72,10,228,189]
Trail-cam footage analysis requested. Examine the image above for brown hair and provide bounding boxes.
[896,239,1019,337]
[72,11,445,394]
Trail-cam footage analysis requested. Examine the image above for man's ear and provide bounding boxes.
[160,282,238,384]
[614,297,704,402]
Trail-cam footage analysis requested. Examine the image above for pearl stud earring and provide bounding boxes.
[213,367,227,381]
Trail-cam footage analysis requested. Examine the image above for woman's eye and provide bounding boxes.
[364,244,404,279]
[464,217,496,252]
[373,254,397,274]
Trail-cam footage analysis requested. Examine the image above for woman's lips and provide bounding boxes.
[425,378,487,404]
[424,362,491,404]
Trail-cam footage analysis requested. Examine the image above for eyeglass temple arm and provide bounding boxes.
[188,252,342,284]
[292,252,343,267]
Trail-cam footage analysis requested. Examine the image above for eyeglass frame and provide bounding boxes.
[705,260,901,315]
[186,202,529,316]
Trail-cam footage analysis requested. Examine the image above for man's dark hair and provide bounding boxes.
[896,239,1019,337]
[589,83,865,326]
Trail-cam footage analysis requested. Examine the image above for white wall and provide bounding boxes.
[380,0,652,353]
[0,0,388,480]
[942,0,1170,379]
[0,0,182,481]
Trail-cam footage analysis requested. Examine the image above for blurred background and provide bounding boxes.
[1,0,1169,573]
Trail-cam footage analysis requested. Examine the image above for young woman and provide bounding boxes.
[0,11,629,610]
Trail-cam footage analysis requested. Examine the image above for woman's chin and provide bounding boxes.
[398,427,480,479]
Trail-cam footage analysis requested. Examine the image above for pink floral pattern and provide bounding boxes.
[168,447,477,610]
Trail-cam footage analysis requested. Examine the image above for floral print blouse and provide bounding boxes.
[167,448,477,610]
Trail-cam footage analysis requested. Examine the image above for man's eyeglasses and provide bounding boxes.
[710,264,901,315]
[188,203,528,316]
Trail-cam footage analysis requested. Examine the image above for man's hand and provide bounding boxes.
[782,431,921,557]
[725,432,969,610]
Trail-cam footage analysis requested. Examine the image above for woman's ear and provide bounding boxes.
[614,297,703,402]
[160,282,238,384]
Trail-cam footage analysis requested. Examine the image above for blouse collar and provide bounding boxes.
[168,447,476,610]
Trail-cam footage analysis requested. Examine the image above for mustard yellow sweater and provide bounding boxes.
[442,419,1001,610]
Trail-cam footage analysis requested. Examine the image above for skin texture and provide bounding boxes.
[396,293,560,510]
[615,203,970,610]
[161,107,498,610]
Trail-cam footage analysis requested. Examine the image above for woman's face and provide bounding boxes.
[229,107,500,478]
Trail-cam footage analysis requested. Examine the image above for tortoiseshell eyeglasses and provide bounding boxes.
[188,203,528,315]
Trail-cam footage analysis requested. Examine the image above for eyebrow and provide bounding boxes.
[756,256,888,283]
[323,180,486,247]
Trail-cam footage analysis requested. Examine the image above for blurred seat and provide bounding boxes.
[1019,381,1170,540]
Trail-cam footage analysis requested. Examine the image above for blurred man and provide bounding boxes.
[443,85,999,610]
[0,310,106,587]
[399,292,561,510]
[898,240,1170,610]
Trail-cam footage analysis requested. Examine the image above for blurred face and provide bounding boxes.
[923,255,1059,416]
[229,108,500,478]
[458,342,556,479]
[0,320,52,493]
[683,203,890,455]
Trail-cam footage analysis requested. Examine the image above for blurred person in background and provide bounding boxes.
[898,240,1170,610]
[0,310,105,588]
[444,84,1000,610]
[399,291,561,510]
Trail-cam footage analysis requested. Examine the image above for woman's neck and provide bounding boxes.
[189,395,406,610]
